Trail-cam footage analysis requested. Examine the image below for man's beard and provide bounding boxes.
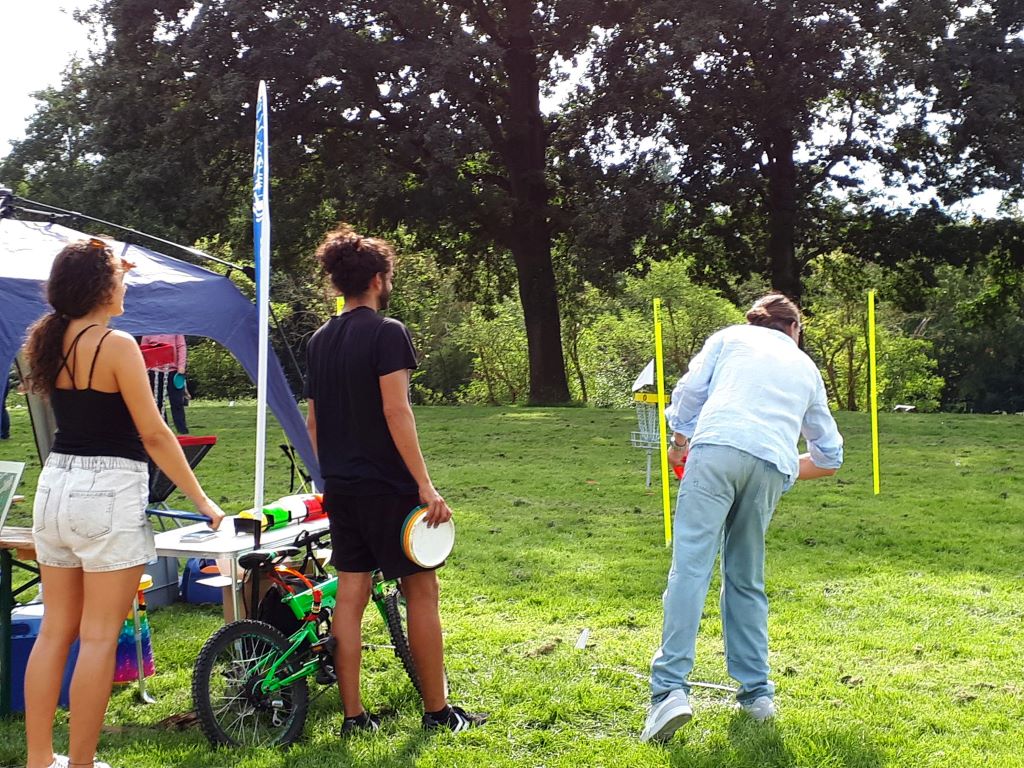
[379,287,391,311]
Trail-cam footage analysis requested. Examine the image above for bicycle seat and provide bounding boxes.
[238,546,301,570]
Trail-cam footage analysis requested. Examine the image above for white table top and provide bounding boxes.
[153,516,330,560]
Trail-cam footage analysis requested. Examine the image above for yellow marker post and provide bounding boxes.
[336,297,345,315]
[653,299,672,546]
[867,289,880,494]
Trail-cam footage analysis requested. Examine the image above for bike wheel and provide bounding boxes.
[383,587,423,697]
[192,619,309,748]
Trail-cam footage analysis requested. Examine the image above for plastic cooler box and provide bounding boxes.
[9,604,80,712]
[180,558,224,604]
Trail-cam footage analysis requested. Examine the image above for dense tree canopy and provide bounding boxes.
[4,0,667,404]
[580,0,1001,300]
[912,0,1024,203]
[3,0,1024,410]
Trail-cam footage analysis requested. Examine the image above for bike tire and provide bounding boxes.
[192,619,309,748]
[383,587,423,697]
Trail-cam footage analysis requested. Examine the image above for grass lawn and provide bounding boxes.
[0,400,1022,767]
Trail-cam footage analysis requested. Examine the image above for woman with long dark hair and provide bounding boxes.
[23,239,224,768]
[641,293,844,743]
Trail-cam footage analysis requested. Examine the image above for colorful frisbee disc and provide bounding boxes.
[401,504,455,568]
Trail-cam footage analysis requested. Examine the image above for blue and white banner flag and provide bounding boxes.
[252,80,271,525]
[253,82,270,300]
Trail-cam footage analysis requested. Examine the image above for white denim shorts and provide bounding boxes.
[32,453,156,572]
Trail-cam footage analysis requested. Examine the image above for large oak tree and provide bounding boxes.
[4,0,666,404]
[583,0,976,301]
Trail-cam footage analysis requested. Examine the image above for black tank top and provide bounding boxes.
[50,325,147,462]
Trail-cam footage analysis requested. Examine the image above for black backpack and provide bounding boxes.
[256,584,302,637]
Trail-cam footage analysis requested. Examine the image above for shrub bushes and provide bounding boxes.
[186,339,255,400]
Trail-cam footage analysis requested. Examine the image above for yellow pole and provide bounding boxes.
[867,289,880,494]
[653,299,672,545]
[336,297,345,315]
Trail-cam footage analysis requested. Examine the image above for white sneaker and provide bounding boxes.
[735,696,776,722]
[47,757,110,768]
[640,689,693,743]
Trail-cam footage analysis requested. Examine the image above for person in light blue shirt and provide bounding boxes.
[641,293,843,743]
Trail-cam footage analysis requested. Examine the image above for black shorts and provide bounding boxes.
[324,492,440,580]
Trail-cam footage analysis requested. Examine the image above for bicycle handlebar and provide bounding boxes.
[290,528,331,551]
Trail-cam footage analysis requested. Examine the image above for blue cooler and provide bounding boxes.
[180,558,224,604]
[10,603,80,712]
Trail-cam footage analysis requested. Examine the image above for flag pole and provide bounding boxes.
[252,80,271,547]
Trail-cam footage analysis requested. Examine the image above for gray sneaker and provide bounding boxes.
[735,696,776,722]
[640,689,693,743]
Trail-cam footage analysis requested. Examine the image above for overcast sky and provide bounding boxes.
[0,1,93,158]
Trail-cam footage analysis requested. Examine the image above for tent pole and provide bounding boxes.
[12,196,309,390]
[10,196,242,272]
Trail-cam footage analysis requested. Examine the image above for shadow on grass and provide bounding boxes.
[272,727,434,768]
[666,715,884,768]
[61,722,434,768]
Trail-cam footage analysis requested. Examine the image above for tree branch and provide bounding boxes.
[448,0,508,47]
[802,95,861,193]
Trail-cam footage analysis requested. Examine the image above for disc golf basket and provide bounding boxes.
[631,392,666,487]
[630,358,666,487]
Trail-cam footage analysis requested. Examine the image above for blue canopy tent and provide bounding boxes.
[0,216,320,487]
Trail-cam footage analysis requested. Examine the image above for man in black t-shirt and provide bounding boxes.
[305,225,485,734]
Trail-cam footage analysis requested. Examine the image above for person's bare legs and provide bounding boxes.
[67,565,145,767]
[25,566,84,768]
[401,570,446,712]
[333,571,372,718]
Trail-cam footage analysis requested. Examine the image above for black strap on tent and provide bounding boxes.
[7,194,241,272]
[0,187,14,219]
[6,194,307,391]
[3,192,313,485]
[279,443,313,493]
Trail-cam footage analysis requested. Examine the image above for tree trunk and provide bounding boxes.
[567,324,588,403]
[845,338,858,411]
[503,0,570,404]
[765,123,802,302]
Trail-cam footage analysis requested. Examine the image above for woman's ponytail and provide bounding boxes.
[24,312,71,397]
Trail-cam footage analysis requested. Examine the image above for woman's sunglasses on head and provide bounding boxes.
[87,237,135,272]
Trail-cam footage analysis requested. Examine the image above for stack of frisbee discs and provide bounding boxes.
[401,504,456,568]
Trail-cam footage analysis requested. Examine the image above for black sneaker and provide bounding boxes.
[422,704,487,732]
[341,710,381,735]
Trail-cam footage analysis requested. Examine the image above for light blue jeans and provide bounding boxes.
[650,443,786,704]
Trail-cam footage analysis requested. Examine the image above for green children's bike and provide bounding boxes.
[191,528,421,747]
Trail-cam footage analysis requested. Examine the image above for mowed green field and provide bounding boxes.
[0,401,1021,768]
